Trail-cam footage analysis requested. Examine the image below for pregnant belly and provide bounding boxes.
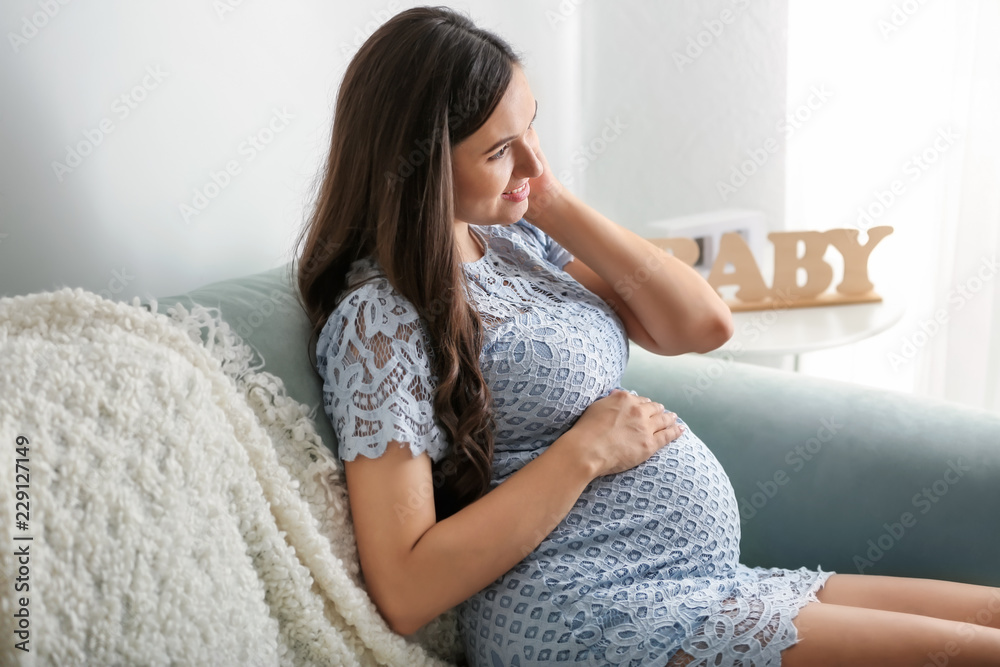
[534,417,742,585]
[462,419,745,665]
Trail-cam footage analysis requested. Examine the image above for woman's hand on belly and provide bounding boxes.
[554,388,684,478]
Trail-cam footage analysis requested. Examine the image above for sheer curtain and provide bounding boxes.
[920,0,1000,412]
[787,0,1000,414]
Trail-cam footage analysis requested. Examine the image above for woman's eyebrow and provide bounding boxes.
[483,99,538,155]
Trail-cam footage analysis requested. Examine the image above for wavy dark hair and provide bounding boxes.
[291,6,523,521]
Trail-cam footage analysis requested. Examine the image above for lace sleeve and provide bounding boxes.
[513,218,575,270]
[316,280,449,464]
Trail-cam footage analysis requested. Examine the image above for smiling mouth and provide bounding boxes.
[503,182,528,195]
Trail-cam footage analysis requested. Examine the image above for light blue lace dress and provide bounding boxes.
[316,219,835,667]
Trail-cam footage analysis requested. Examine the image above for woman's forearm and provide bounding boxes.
[530,187,733,354]
[388,429,597,636]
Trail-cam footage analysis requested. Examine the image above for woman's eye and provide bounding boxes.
[489,121,534,161]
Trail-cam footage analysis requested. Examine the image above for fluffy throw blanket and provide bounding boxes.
[0,288,465,666]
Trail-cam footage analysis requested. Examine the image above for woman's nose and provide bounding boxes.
[517,141,544,178]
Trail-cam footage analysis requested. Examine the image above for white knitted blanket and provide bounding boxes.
[0,288,465,666]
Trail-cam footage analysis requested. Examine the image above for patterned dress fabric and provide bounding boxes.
[316,219,834,666]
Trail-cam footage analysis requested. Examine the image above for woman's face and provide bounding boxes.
[452,65,543,228]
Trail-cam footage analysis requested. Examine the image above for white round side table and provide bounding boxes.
[698,291,907,371]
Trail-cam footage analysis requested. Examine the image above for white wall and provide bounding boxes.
[580,0,789,232]
[0,0,788,301]
[784,0,992,401]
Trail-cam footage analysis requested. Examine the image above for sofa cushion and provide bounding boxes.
[141,261,340,462]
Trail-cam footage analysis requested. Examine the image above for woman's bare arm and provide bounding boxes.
[522,145,733,356]
[344,429,597,636]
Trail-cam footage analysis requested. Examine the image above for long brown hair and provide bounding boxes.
[291,6,522,521]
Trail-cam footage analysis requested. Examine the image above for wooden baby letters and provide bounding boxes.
[650,226,894,312]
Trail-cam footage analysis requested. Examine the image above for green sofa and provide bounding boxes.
[147,260,1000,596]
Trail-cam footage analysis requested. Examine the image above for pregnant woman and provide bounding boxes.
[294,6,1000,665]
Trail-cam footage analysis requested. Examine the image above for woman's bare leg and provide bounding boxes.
[816,573,1000,630]
[782,601,1000,666]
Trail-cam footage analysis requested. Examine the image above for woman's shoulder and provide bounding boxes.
[490,218,545,252]
[507,217,545,243]
[488,219,574,272]
[337,257,390,304]
[337,257,418,307]
[318,258,423,348]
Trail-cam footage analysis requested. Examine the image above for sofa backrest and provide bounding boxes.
[141,261,340,462]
